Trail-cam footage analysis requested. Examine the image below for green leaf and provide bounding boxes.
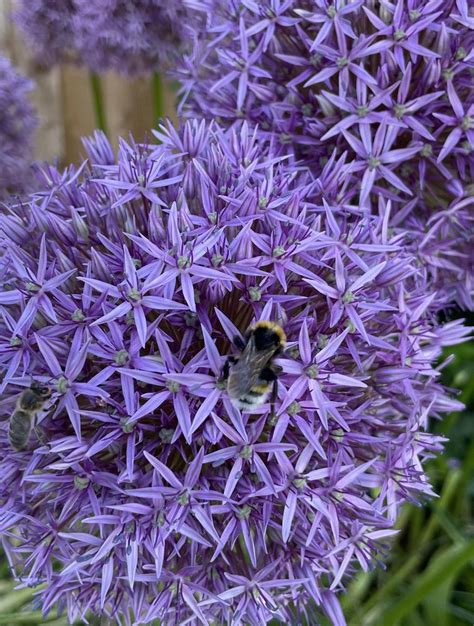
[422,559,457,626]
[381,540,474,626]
[0,587,35,613]
[0,611,68,625]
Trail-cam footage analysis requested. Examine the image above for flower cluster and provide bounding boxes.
[0,55,37,200]
[0,122,468,625]
[13,0,76,67]
[178,0,474,310]
[14,0,193,75]
[72,0,191,76]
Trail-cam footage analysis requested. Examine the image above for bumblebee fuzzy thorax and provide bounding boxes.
[251,321,286,352]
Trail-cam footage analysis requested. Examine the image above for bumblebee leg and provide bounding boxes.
[232,335,246,351]
[220,356,237,382]
[270,378,279,421]
[32,415,48,449]
[33,426,47,448]
[258,368,279,420]
[260,367,277,382]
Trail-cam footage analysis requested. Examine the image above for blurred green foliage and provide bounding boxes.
[0,337,472,626]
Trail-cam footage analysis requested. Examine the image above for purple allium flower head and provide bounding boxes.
[14,0,197,76]
[178,0,474,309]
[13,0,76,67]
[0,121,469,625]
[72,0,191,75]
[0,55,37,200]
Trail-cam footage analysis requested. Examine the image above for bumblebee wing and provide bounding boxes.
[227,337,275,400]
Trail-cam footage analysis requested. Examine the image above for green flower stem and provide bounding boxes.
[89,73,108,134]
[152,72,165,127]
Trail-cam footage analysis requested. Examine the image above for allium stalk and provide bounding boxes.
[152,72,165,127]
[178,0,474,310]
[89,72,109,135]
[0,121,469,625]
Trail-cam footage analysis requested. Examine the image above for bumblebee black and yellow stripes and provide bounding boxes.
[251,320,286,351]
[220,321,286,415]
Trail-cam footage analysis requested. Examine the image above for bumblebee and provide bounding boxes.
[8,381,52,451]
[221,321,286,415]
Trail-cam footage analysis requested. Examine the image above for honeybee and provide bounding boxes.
[221,321,286,416]
[8,381,52,451]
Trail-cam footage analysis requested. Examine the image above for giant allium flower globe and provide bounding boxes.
[179,0,474,310]
[0,55,37,200]
[72,0,191,75]
[13,0,76,67]
[15,0,196,76]
[0,121,468,625]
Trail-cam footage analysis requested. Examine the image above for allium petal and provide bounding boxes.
[190,389,221,435]
[126,539,139,590]
[143,451,183,489]
[282,490,297,543]
[182,585,209,625]
[181,272,196,312]
[224,457,243,498]
[335,458,377,490]
[34,334,63,376]
[100,558,114,609]
[328,373,367,388]
[350,261,386,293]
[133,305,147,348]
[13,298,38,335]
[174,391,193,443]
[91,301,132,327]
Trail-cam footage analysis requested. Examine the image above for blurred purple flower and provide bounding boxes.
[14,0,197,76]
[0,55,37,200]
[178,0,474,309]
[0,121,469,625]
[13,0,76,66]
[72,0,191,75]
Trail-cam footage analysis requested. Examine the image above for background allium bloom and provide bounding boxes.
[0,121,469,625]
[179,0,474,309]
[13,0,76,66]
[0,55,37,200]
[15,0,195,76]
[72,0,189,75]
